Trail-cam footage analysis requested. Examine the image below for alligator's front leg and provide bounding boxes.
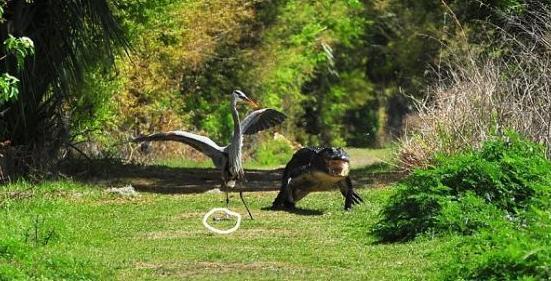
[340,177,363,210]
[272,177,296,209]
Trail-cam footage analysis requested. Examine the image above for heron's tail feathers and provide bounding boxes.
[226,180,236,188]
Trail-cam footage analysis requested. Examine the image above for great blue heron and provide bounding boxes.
[133,90,286,219]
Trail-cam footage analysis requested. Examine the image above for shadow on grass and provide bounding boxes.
[260,206,324,216]
[58,158,404,194]
[59,158,282,194]
[350,162,404,186]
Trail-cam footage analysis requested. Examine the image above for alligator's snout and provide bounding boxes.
[327,160,350,177]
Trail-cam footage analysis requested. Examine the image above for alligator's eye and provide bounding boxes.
[334,156,347,161]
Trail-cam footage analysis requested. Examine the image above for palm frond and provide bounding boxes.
[0,0,127,170]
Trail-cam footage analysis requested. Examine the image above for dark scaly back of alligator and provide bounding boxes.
[317,147,350,162]
[281,147,318,186]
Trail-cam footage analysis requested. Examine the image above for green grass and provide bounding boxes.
[0,180,451,280]
[156,158,214,169]
[155,157,281,170]
[1,148,449,280]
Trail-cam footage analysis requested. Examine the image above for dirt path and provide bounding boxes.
[63,159,401,194]
[98,164,283,193]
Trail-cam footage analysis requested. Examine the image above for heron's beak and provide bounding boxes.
[244,97,259,109]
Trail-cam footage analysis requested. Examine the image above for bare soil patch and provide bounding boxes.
[61,159,401,194]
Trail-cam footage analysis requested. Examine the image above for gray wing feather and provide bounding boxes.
[133,131,226,167]
[241,108,286,135]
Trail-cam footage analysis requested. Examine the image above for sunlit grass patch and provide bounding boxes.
[0,178,448,280]
[153,147,396,171]
[156,157,214,169]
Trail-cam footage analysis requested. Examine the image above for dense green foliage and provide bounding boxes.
[373,133,551,280]
[0,0,540,171]
[242,0,368,146]
[444,209,551,280]
[0,0,123,175]
[373,133,551,242]
[248,137,294,167]
[91,0,535,153]
[104,0,372,147]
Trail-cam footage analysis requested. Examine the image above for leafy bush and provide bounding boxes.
[444,209,551,280]
[250,137,294,167]
[435,192,506,236]
[373,133,551,242]
[0,0,123,173]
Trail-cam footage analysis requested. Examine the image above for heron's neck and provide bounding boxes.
[228,98,243,174]
[231,98,240,135]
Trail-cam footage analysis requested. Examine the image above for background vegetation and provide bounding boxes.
[374,134,551,280]
[0,0,547,169]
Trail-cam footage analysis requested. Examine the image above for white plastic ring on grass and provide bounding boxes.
[202,208,241,234]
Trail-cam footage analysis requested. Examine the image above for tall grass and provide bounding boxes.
[400,6,551,170]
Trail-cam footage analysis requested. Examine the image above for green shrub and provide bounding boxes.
[435,192,506,236]
[373,132,551,242]
[250,138,294,167]
[444,209,551,280]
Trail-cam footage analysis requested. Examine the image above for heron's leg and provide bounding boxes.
[239,191,254,220]
[234,177,254,220]
[213,183,231,221]
[221,191,232,220]
[225,191,230,208]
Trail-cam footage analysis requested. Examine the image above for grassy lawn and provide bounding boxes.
[0,149,450,280]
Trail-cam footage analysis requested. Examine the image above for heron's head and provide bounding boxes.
[232,90,258,108]
[317,147,350,177]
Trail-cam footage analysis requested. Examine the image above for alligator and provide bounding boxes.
[271,147,363,210]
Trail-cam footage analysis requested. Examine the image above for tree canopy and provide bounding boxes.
[0,0,545,170]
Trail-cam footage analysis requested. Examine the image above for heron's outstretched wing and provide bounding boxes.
[240,108,286,135]
[133,131,226,167]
